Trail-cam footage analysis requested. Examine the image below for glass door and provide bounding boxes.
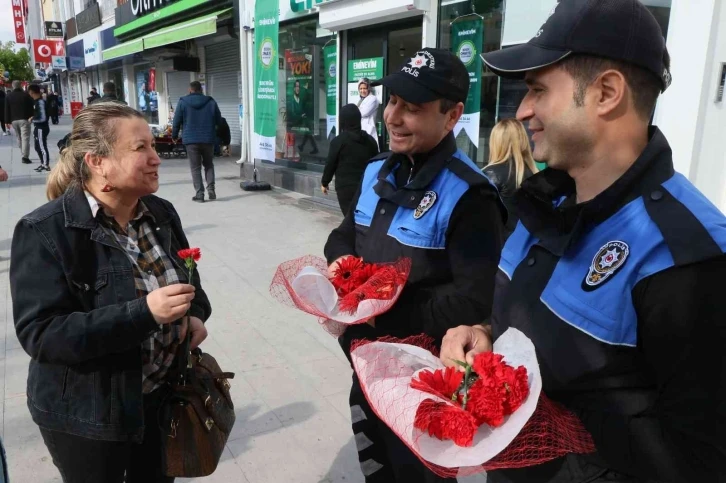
[347,20,422,151]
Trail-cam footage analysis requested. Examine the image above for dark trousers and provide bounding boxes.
[39,390,174,483]
[0,122,5,134]
[186,143,215,197]
[336,187,356,216]
[349,374,456,483]
[51,114,59,124]
[298,133,318,153]
[34,122,50,166]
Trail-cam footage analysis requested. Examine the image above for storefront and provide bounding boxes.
[104,0,240,141]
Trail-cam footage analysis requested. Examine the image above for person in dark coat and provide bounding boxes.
[321,104,379,215]
[0,90,7,135]
[214,116,231,157]
[46,91,60,124]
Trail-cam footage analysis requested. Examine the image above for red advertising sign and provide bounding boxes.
[32,39,65,63]
[12,0,25,44]
[70,102,83,119]
[149,68,156,91]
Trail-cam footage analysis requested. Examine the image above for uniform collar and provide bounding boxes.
[514,127,675,255]
[373,132,457,208]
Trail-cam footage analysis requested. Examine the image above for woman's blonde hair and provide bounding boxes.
[487,118,539,189]
[47,103,144,200]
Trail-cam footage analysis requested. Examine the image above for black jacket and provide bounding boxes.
[482,161,533,235]
[325,133,505,353]
[0,91,6,122]
[321,130,379,190]
[10,188,211,442]
[46,94,59,116]
[217,117,231,145]
[89,94,127,106]
[489,128,726,483]
[5,88,34,122]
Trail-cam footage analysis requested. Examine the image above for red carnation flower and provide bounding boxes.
[411,367,464,401]
[467,376,507,427]
[177,247,201,262]
[414,399,478,447]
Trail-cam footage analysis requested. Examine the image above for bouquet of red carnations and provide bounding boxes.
[270,255,411,336]
[349,328,595,478]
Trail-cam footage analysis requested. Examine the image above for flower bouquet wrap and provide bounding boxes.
[270,255,412,337]
[349,328,596,478]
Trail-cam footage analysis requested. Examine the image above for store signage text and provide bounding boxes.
[131,0,178,17]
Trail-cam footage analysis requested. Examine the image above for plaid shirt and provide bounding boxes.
[87,193,187,394]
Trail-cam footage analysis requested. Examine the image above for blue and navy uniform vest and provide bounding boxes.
[492,127,726,405]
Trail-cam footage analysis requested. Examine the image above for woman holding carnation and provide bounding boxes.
[9,103,211,483]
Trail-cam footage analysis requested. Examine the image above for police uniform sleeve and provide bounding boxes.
[324,183,361,262]
[572,254,726,482]
[376,188,504,339]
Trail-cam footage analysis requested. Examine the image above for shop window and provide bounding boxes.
[438,0,504,167]
[134,66,159,125]
[275,18,333,167]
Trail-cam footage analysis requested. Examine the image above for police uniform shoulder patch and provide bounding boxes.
[583,240,629,290]
[414,191,437,220]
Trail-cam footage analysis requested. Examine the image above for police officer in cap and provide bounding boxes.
[325,48,505,482]
[441,0,726,482]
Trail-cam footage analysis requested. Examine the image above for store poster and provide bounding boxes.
[347,57,383,106]
[451,18,483,148]
[253,0,278,162]
[135,70,159,125]
[285,48,314,136]
[323,43,337,139]
[69,74,82,119]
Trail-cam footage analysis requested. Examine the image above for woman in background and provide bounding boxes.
[482,118,539,236]
[321,104,379,215]
[356,78,379,149]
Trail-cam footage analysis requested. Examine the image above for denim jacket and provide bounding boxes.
[9,187,212,442]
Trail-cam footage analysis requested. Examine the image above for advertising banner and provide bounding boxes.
[347,57,383,106]
[253,0,278,162]
[451,18,483,147]
[285,48,314,137]
[323,43,337,138]
[12,0,24,44]
[33,39,65,64]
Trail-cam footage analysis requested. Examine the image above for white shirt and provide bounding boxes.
[358,94,380,149]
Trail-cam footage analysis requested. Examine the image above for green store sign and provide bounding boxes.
[290,0,342,13]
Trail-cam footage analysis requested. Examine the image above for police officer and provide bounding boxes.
[324,48,505,482]
[440,1,726,482]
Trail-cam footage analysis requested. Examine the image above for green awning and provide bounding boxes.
[102,38,144,62]
[142,8,232,50]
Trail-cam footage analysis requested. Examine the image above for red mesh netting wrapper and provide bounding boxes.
[350,332,595,478]
[270,255,412,337]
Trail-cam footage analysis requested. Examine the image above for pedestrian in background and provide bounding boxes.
[172,81,222,202]
[87,87,100,105]
[90,82,126,105]
[10,103,211,483]
[0,89,8,136]
[357,78,380,149]
[321,104,379,214]
[5,80,34,164]
[47,91,60,124]
[28,85,50,172]
[482,118,538,236]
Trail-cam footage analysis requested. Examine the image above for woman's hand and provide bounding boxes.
[180,316,208,349]
[440,324,493,369]
[321,185,329,195]
[146,284,196,325]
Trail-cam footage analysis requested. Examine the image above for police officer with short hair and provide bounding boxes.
[325,48,505,482]
[440,1,726,482]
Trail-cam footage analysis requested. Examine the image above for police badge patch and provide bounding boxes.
[414,191,437,219]
[583,241,630,290]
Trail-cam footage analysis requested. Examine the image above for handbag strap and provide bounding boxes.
[176,315,192,386]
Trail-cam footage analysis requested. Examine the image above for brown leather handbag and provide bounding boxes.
[159,331,236,477]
